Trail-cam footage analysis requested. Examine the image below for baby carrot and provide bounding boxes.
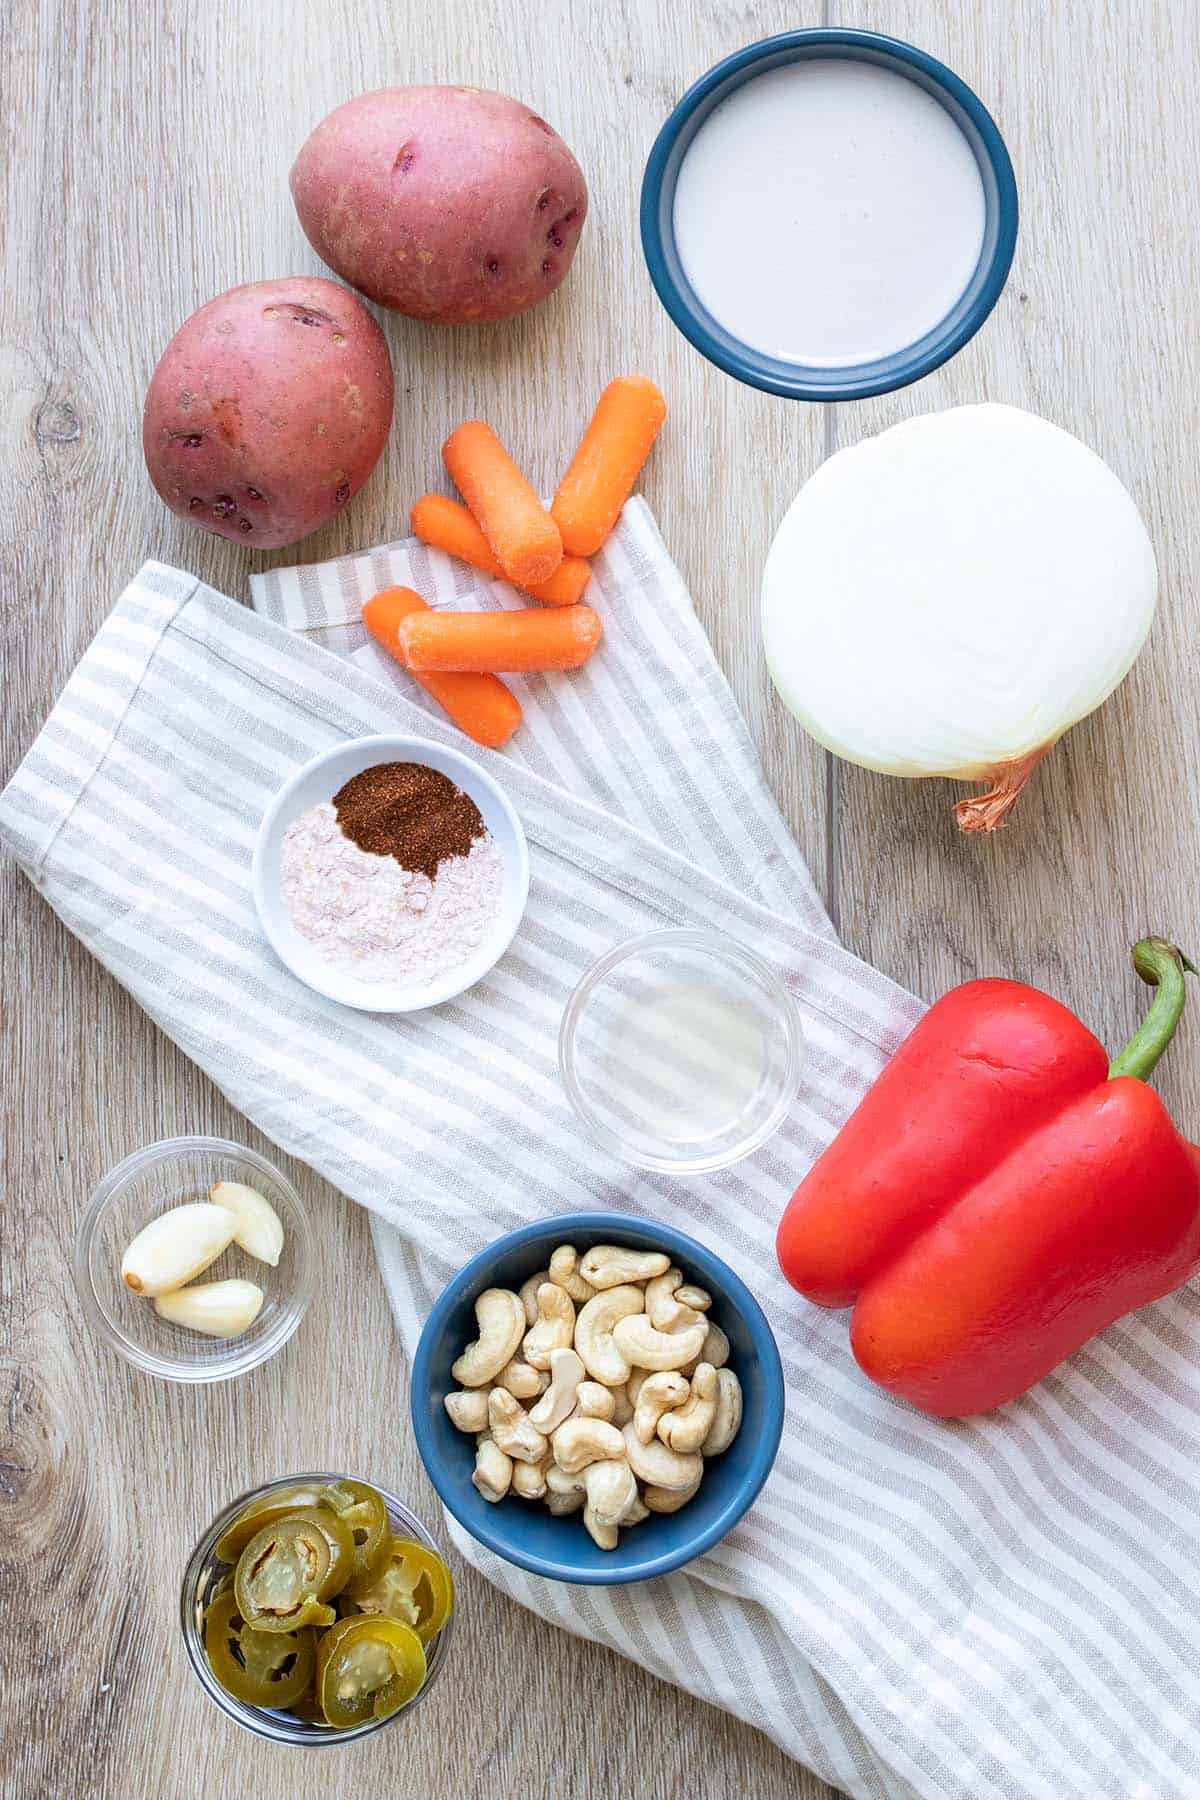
[410,493,591,607]
[443,421,563,587]
[362,586,522,749]
[397,604,602,674]
[552,375,667,557]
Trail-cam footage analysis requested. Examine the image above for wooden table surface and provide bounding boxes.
[5,1,1199,1795]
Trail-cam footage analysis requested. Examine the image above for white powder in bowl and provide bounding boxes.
[280,802,505,986]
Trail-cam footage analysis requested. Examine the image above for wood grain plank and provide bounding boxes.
[1,0,835,1795]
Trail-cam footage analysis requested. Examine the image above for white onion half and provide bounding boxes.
[761,404,1157,830]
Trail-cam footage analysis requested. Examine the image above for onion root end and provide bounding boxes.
[954,746,1053,833]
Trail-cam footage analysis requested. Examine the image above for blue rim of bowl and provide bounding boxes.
[251,733,530,1014]
[640,27,1019,401]
[411,1211,786,1585]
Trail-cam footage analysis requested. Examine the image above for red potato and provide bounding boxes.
[142,277,394,549]
[290,86,587,324]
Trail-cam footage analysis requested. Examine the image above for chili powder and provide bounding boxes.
[333,761,485,880]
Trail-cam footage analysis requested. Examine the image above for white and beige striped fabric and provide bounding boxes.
[4,505,1200,1799]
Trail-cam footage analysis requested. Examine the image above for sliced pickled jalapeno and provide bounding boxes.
[204,1588,316,1708]
[233,1510,352,1633]
[198,1477,453,1728]
[301,1506,357,1594]
[287,1687,328,1726]
[314,1615,426,1729]
[350,1537,454,1643]
[214,1486,329,1564]
[320,1478,393,1594]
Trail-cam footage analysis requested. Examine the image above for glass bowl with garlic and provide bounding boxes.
[73,1137,312,1382]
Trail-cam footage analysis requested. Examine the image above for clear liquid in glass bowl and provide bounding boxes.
[558,929,803,1172]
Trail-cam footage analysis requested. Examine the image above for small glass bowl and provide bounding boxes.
[73,1136,312,1383]
[181,1473,454,1746]
[558,928,803,1173]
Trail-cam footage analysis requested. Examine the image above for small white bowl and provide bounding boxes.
[253,734,529,1012]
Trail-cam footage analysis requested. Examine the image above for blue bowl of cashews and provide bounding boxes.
[411,1212,785,1585]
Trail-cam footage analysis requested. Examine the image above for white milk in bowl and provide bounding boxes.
[671,59,987,367]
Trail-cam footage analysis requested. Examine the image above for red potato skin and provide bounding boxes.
[142,277,394,549]
[289,86,587,323]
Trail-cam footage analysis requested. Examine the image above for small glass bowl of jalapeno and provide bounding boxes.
[180,1472,455,1745]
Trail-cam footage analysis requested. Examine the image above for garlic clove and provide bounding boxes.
[209,1180,284,1267]
[121,1203,238,1296]
[154,1278,265,1338]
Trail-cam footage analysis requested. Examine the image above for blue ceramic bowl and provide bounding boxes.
[640,28,1018,401]
[411,1213,785,1585]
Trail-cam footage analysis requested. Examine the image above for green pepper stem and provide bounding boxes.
[1107,937,1198,1081]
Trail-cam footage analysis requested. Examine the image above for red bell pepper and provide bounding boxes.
[776,938,1200,1416]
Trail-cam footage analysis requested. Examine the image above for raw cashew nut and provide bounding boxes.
[487,1388,549,1464]
[625,1368,651,1408]
[612,1313,707,1373]
[472,1437,512,1503]
[609,1382,634,1428]
[545,1463,586,1498]
[548,1244,596,1304]
[575,1381,616,1422]
[579,1245,671,1290]
[645,1268,704,1333]
[621,1494,650,1526]
[522,1283,576,1369]
[553,1417,626,1474]
[573,1284,645,1386]
[583,1505,617,1550]
[545,1463,585,1515]
[519,1268,550,1326]
[528,1347,584,1434]
[643,1473,702,1513]
[634,1371,690,1445]
[443,1389,490,1434]
[512,1456,550,1500]
[496,1358,545,1399]
[658,1363,718,1454]
[674,1283,712,1313]
[681,1320,730,1379]
[452,1288,526,1388]
[584,1457,638,1527]
[702,1368,743,1456]
[621,1420,702,1491]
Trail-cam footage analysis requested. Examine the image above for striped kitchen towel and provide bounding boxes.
[3,506,1199,1799]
